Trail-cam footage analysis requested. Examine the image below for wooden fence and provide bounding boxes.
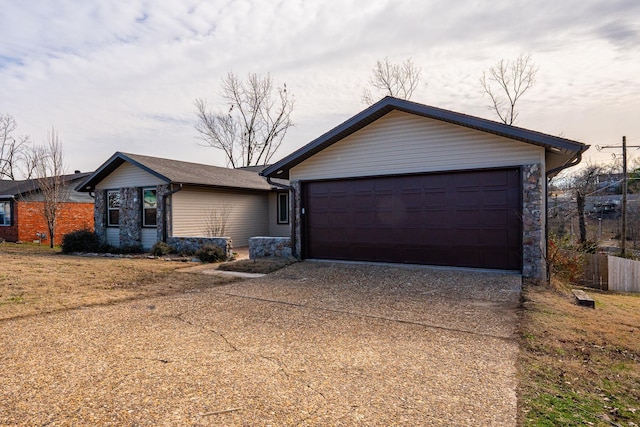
[608,255,640,293]
[580,253,608,290]
[575,252,640,293]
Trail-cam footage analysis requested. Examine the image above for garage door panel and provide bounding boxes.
[425,191,447,206]
[303,169,522,270]
[423,228,451,244]
[483,189,509,205]
[424,209,449,226]
[457,190,480,206]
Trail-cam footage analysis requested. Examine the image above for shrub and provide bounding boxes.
[547,235,584,284]
[195,244,226,263]
[150,241,174,256]
[61,229,102,253]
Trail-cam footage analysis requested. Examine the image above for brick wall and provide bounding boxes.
[16,201,94,246]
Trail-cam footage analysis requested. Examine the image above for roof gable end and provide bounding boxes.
[262,97,589,179]
[76,152,274,192]
[75,152,171,192]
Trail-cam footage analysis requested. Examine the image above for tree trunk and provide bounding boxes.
[577,191,587,243]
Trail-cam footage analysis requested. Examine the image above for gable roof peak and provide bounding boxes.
[76,152,274,192]
[262,97,589,179]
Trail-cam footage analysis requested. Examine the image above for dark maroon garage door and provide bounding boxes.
[302,168,522,270]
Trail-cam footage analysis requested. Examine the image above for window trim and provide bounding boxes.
[107,190,120,227]
[142,187,157,228]
[0,200,12,226]
[277,192,289,224]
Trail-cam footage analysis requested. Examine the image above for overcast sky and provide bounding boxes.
[1,0,639,175]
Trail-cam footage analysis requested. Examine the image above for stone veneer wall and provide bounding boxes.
[167,236,233,259]
[249,236,293,259]
[94,190,107,244]
[156,184,171,243]
[119,187,142,248]
[291,181,302,259]
[522,163,545,282]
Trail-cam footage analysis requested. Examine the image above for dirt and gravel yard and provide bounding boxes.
[0,260,521,426]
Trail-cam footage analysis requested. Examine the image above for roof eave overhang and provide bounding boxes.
[170,181,274,192]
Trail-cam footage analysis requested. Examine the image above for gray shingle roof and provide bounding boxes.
[76,152,274,192]
[0,172,92,199]
[262,96,590,179]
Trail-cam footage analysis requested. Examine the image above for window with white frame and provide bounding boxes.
[143,188,157,227]
[0,201,11,226]
[107,190,120,226]
[277,192,289,224]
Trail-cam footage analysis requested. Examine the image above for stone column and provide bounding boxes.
[119,187,142,248]
[94,190,107,244]
[522,164,546,282]
[291,180,302,259]
[156,184,171,242]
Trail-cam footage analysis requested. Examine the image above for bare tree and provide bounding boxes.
[562,164,604,245]
[0,114,31,180]
[362,57,421,104]
[195,72,294,168]
[480,53,538,125]
[199,204,233,237]
[31,128,68,248]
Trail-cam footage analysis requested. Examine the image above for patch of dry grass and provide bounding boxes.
[0,243,237,320]
[518,278,640,426]
[218,257,297,274]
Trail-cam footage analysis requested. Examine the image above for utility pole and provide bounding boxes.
[622,136,627,257]
[597,136,635,257]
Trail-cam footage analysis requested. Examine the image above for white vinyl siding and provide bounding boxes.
[268,192,290,237]
[106,228,119,247]
[291,110,545,181]
[95,162,166,190]
[141,228,157,249]
[172,187,269,247]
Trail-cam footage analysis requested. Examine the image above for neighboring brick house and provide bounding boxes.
[0,172,94,246]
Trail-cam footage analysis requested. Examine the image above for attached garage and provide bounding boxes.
[262,97,589,281]
[303,168,521,270]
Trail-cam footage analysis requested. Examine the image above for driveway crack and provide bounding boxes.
[168,312,239,352]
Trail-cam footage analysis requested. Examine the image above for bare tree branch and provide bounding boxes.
[195,72,294,167]
[480,53,538,125]
[0,114,31,180]
[362,57,422,104]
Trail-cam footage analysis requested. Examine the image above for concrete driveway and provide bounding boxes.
[0,261,521,426]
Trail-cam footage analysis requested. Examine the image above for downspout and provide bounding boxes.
[162,183,182,243]
[266,176,298,259]
[544,151,584,279]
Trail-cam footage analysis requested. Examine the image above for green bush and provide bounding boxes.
[61,229,102,253]
[195,244,226,263]
[150,241,174,256]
